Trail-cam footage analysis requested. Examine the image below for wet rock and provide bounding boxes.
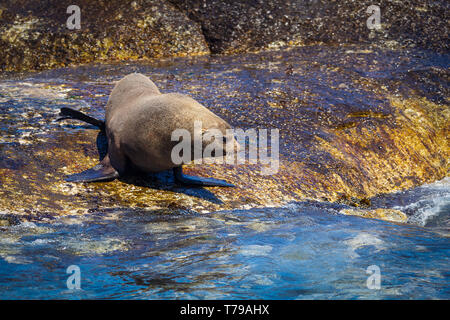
[0,214,21,226]
[0,0,209,72]
[340,208,408,223]
[0,45,447,223]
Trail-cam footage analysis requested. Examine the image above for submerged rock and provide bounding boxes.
[340,208,408,223]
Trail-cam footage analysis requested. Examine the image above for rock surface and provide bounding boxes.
[169,0,449,54]
[340,208,408,223]
[0,45,448,223]
[1,0,448,72]
[0,0,209,72]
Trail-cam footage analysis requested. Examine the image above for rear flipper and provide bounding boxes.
[173,166,235,187]
[65,162,119,183]
[56,107,105,130]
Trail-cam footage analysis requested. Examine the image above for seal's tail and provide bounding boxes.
[56,107,105,130]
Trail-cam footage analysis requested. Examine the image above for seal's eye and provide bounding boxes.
[222,136,228,143]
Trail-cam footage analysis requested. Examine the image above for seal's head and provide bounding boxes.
[199,126,240,160]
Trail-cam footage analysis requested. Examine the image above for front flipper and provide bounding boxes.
[65,163,119,183]
[173,166,235,187]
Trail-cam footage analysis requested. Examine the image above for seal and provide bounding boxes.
[57,73,239,187]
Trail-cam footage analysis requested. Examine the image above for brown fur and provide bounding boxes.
[104,73,237,174]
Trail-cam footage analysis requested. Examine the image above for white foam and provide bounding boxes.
[345,232,385,258]
[394,177,450,226]
[240,245,273,256]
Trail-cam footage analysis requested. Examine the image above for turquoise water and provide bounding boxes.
[1,181,448,299]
